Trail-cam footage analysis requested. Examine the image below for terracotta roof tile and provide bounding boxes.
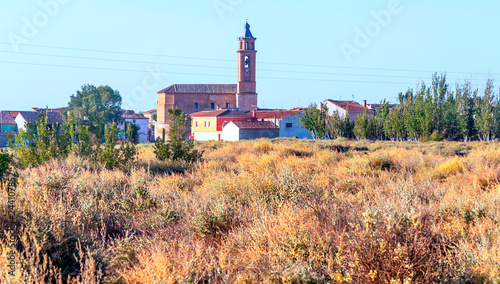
[190,110,252,118]
[143,109,157,114]
[158,84,237,94]
[230,121,278,129]
[189,110,228,117]
[325,100,373,112]
[248,110,302,120]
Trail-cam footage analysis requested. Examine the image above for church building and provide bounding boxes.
[155,22,258,139]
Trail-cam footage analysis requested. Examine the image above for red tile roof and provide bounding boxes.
[143,109,157,114]
[189,110,228,117]
[248,109,302,120]
[190,109,252,119]
[158,84,237,94]
[325,100,372,112]
[230,121,278,129]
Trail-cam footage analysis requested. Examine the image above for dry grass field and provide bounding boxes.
[1,139,500,283]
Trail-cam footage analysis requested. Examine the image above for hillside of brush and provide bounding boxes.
[1,139,500,283]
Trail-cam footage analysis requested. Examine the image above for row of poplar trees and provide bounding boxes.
[300,74,499,142]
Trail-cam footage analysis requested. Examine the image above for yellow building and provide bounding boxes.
[189,110,252,141]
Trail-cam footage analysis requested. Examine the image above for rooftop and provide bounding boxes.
[325,100,373,112]
[158,84,237,94]
[18,111,64,124]
[0,111,16,125]
[243,21,254,38]
[230,120,278,130]
[143,109,157,114]
[190,109,252,119]
[248,109,302,120]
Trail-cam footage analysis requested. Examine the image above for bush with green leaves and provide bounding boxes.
[9,113,72,167]
[9,113,136,169]
[154,108,202,163]
[0,150,13,188]
[95,123,137,170]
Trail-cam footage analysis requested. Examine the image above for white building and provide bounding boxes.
[222,121,279,141]
[250,109,313,139]
[322,100,374,120]
[119,110,149,143]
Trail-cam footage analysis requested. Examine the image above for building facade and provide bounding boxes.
[190,110,252,141]
[249,109,313,139]
[222,121,279,141]
[156,22,258,140]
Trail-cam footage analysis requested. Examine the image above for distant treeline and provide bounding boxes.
[300,73,499,142]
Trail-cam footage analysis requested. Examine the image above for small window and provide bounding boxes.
[194,102,199,110]
[226,103,230,108]
[286,123,293,128]
[195,121,199,128]
[204,121,207,127]
[210,102,215,110]
[208,121,211,128]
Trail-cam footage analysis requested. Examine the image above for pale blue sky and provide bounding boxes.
[1,0,499,111]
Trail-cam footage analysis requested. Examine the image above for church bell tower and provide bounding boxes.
[236,21,258,112]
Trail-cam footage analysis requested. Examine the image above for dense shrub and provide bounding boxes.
[154,108,202,163]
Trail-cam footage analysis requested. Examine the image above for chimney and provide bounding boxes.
[252,110,256,119]
[363,100,367,108]
[274,114,277,125]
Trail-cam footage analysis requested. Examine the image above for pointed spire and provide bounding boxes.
[244,21,254,38]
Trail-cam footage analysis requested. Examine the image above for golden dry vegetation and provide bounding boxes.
[1,139,500,283]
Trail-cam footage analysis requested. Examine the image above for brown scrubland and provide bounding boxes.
[1,139,500,283]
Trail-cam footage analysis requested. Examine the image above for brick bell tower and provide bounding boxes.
[236,21,258,112]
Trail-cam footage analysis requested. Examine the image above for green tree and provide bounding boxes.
[384,106,406,141]
[125,122,140,144]
[67,84,123,138]
[475,79,495,141]
[154,108,202,163]
[442,89,458,140]
[9,113,72,167]
[97,123,137,169]
[372,100,390,140]
[456,82,476,142]
[298,103,328,139]
[353,111,369,140]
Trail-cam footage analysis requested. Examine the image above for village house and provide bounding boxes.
[222,121,279,141]
[15,111,64,131]
[119,110,149,143]
[323,100,375,120]
[249,109,313,139]
[190,109,252,141]
[155,22,258,139]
